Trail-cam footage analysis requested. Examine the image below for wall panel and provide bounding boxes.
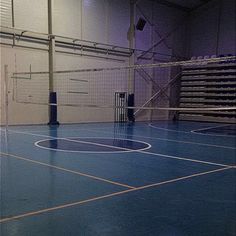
[0,0,12,26]
[14,0,48,33]
[54,0,82,39]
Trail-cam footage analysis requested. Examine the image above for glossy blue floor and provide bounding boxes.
[0,121,235,236]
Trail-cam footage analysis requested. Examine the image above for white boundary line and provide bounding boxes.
[90,126,236,150]
[149,123,236,138]
[1,128,231,168]
[191,124,236,137]
[191,124,231,133]
[1,127,235,150]
[0,166,232,224]
[35,137,151,154]
[149,123,191,134]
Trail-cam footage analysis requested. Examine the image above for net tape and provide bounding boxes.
[13,56,236,75]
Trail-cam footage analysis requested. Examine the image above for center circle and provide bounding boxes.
[35,137,151,153]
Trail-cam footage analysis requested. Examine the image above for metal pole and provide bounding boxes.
[128,0,135,94]
[48,0,54,92]
[11,0,15,46]
[127,0,136,122]
[11,0,15,27]
[48,0,59,125]
[4,65,9,131]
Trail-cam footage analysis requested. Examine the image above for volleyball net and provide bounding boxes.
[9,56,236,123]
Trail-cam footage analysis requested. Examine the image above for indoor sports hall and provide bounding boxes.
[0,0,235,235]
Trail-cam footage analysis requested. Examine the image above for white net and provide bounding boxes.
[12,56,236,123]
[13,68,130,108]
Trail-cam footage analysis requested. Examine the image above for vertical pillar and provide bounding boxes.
[48,0,59,125]
[4,65,9,131]
[11,0,15,27]
[11,0,15,46]
[127,0,136,122]
[150,1,155,121]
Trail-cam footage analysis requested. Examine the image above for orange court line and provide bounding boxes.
[0,165,232,224]
[0,152,135,189]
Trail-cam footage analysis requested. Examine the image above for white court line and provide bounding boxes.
[149,123,191,134]
[191,124,231,133]
[1,129,231,168]
[2,127,235,150]
[149,123,236,138]
[0,152,135,189]
[0,166,232,224]
[76,127,236,150]
[35,137,151,154]
[191,124,236,137]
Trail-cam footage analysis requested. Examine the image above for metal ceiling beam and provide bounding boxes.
[151,0,191,12]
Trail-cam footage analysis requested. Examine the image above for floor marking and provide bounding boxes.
[0,152,135,190]
[191,131,236,138]
[81,127,236,150]
[0,166,232,224]
[2,127,235,150]
[149,124,191,134]
[1,129,232,167]
[35,137,151,153]
[139,150,230,168]
[191,124,232,133]
[191,124,236,137]
[149,123,236,138]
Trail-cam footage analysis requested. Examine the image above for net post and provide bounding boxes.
[48,39,59,126]
[48,92,59,126]
[128,94,135,122]
[48,0,59,126]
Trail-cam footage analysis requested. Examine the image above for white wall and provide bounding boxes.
[188,0,236,57]
[14,0,48,33]
[0,0,187,125]
[54,0,129,47]
[0,0,12,27]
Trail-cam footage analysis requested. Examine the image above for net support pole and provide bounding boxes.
[48,0,59,126]
[127,0,136,122]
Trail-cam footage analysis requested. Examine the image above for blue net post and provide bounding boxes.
[48,92,60,126]
[127,94,135,122]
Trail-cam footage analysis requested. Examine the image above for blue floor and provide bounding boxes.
[0,121,235,236]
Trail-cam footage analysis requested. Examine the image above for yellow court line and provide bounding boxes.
[0,166,232,224]
[0,152,135,190]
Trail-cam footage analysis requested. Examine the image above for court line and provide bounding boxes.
[149,123,236,138]
[35,137,151,153]
[191,124,231,133]
[191,124,236,137]
[0,166,232,224]
[75,127,236,150]
[2,127,235,149]
[1,129,232,167]
[149,124,191,134]
[0,152,135,190]
[139,150,230,167]
[191,131,236,138]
